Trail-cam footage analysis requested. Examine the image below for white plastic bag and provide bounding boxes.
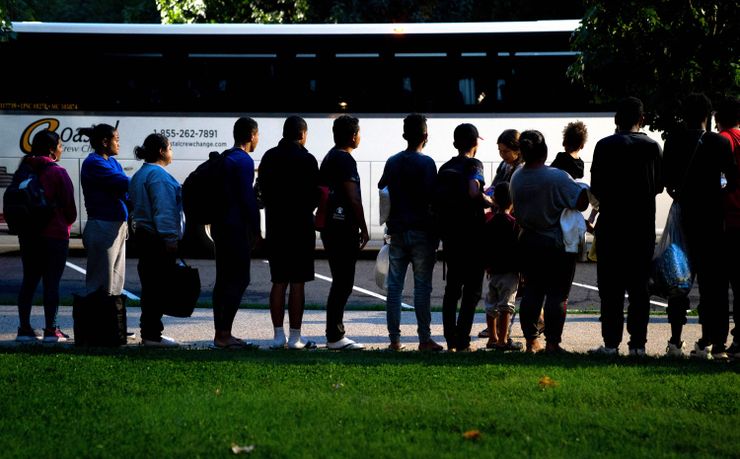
[560,208,586,254]
[374,242,390,291]
[651,202,693,299]
[379,186,390,225]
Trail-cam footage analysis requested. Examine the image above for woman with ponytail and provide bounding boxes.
[79,124,131,319]
[509,130,589,354]
[14,130,77,342]
[129,133,182,347]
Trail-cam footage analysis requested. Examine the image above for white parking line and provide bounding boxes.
[261,260,414,310]
[65,261,140,301]
[571,281,668,308]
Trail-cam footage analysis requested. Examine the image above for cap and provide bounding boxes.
[453,123,483,145]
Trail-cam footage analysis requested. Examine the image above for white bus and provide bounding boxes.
[0,21,669,250]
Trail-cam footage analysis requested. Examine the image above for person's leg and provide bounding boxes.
[456,260,483,350]
[323,230,357,343]
[137,231,169,342]
[386,232,410,345]
[596,232,626,349]
[441,238,463,350]
[666,294,689,345]
[17,234,43,331]
[270,282,288,327]
[409,232,437,344]
[727,229,740,349]
[287,282,306,329]
[625,239,654,351]
[496,273,519,347]
[41,238,69,330]
[109,221,128,296]
[518,239,546,346]
[212,227,252,345]
[542,250,575,348]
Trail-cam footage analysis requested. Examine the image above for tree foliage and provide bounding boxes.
[4,0,159,23]
[569,0,740,133]
[155,0,583,24]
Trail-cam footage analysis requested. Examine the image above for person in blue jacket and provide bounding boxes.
[79,123,130,298]
[211,117,260,349]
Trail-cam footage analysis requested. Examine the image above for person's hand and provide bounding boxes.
[359,229,370,250]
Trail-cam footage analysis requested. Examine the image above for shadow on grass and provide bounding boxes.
[1,344,737,376]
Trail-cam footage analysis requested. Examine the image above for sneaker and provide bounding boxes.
[628,347,646,357]
[42,328,70,343]
[418,339,443,352]
[689,342,713,360]
[711,345,729,361]
[727,342,740,359]
[327,337,364,350]
[589,345,619,356]
[15,327,40,343]
[126,332,137,343]
[665,341,685,358]
[142,335,180,348]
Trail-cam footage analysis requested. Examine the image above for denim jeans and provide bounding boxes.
[386,230,438,343]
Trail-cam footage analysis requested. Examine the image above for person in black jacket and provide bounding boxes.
[258,116,320,350]
[589,97,663,357]
[662,93,737,360]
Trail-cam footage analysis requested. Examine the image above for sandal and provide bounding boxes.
[213,338,257,350]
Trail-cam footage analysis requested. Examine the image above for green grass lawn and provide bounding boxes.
[1,347,737,458]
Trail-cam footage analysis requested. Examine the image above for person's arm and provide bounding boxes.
[148,177,180,251]
[59,170,78,226]
[83,157,129,193]
[576,188,589,211]
[719,137,738,193]
[343,180,369,249]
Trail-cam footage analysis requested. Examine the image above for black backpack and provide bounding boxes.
[433,163,471,237]
[3,160,56,235]
[182,149,232,225]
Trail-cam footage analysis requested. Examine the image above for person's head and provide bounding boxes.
[453,123,480,155]
[402,113,428,148]
[682,93,713,128]
[283,115,308,145]
[562,121,588,153]
[333,115,361,149]
[497,129,520,164]
[713,96,739,131]
[614,97,644,131]
[77,123,119,156]
[134,133,172,165]
[493,182,512,212]
[30,129,62,160]
[519,130,548,165]
[233,117,259,152]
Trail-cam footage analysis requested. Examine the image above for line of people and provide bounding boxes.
[12,95,739,358]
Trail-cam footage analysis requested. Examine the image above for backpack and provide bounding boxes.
[3,160,56,235]
[433,163,471,237]
[182,149,232,225]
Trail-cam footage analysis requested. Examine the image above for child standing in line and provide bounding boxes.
[483,182,522,351]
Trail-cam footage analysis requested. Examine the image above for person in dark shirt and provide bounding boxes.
[437,123,492,352]
[589,97,663,357]
[319,115,368,350]
[378,114,442,352]
[482,182,522,351]
[662,93,737,360]
[258,116,319,350]
[550,121,587,180]
[715,97,740,359]
[211,117,260,349]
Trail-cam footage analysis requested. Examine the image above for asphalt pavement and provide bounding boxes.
[0,234,731,356]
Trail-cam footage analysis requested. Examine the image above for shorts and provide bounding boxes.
[267,235,315,283]
[484,271,519,316]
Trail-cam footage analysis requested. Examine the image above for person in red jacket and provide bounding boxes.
[715,96,740,358]
[15,130,77,342]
